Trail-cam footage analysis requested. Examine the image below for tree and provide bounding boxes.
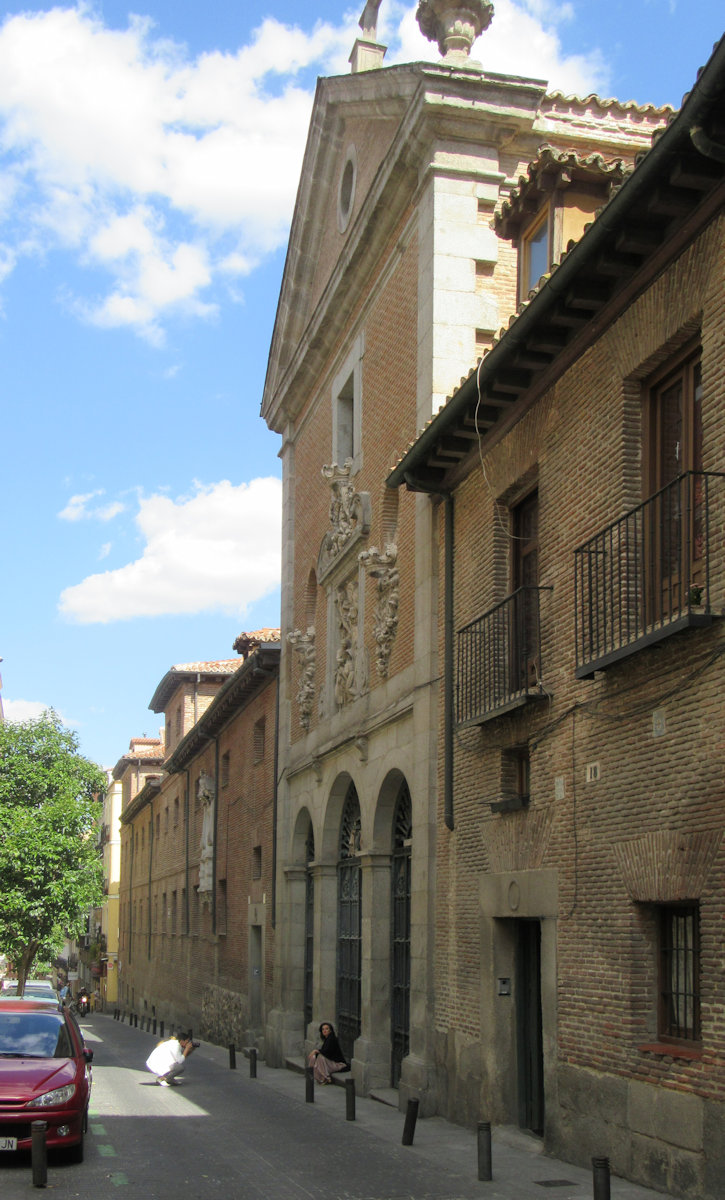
[0,711,105,993]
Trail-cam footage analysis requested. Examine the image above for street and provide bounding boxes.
[0,1013,669,1200]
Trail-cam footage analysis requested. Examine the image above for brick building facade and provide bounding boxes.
[388,33,725,1200]
[118,640,280,1049]
[260,0,666,1112]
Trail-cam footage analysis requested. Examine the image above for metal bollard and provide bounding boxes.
[402,1098,419,1146]
[592,1157,611,1200]
[345,1077,356,1121]
[31,1120,47,1187]
[160,1020,165,1038]
[305,1066,315,1103]
[249,1047,257,1078]
[229,1044,237,1069]
[153,1018,157,1036]
[477,1121,493,1181]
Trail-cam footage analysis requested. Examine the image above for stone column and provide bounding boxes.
[354,851,393,1092]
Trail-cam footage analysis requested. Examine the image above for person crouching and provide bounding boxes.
[146,1031,198,1086]
[308,1022,347,1084]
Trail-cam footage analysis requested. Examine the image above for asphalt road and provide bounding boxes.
[0,1012,488,1200]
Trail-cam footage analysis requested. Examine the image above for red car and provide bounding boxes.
[0,999,93,1162]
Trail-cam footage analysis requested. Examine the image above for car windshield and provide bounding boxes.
[0,1012,73,1058]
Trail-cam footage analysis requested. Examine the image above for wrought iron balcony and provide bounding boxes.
[456,587,549,726]
[574,472,723,679]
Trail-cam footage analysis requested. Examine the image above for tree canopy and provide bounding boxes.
[0,711,105,991]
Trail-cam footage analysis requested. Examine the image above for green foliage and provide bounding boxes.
[0,711,105,985]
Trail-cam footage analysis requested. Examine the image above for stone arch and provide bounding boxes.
[372,767,410,852]
[321,771,361,861]
[291,804,315,865]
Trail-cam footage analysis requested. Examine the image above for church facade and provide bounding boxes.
[261,0,668,1113]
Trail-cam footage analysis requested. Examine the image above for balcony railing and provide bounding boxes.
[456,587,549,726]
[574,472,724,678]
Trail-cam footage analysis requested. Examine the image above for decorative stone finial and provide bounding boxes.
[350,0,387,72]
[416,0,494,59]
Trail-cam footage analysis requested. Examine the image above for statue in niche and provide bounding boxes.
[198,772,215,894]
[287,626,316,730]
[334,579,359,707]
[359,543,399,678]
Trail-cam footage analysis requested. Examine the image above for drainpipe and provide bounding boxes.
[212,737,219,935]
[183,769,190,935]
[271,664,280,929]
[444,494,455,831]
[147,800,153,960]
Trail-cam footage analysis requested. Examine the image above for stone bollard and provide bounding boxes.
[31,1120,47,1187]
[592,1157,611,1200]
[402,1098,419,1146]
[477,1121,493,1181]
[345,1077,356,1121]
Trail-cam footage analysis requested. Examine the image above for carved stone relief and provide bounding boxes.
[287,626,316,730]
[334,578,359,707]
[198,771,215,896]
[359,543,399,678]
[318,460,371,583]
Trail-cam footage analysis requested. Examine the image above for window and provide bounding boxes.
[521,209,550,296]
[644,343,703,619]
[511,489,540,690]
[491,745,530,813]
[252,845,262,880]
[221,751,230,787]
[332,333,364,470]
[253,718,265,763]
[173,797,179,827]
[659,903,700,1044]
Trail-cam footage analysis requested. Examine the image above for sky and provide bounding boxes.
[1,0,723,770]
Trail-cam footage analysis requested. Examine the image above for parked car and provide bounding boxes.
[0,1000,93,1161]
[1,980,56,994]
[0,990,62,1010]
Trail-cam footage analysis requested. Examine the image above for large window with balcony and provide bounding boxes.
[457,488,548,725]
[575,342,723,677]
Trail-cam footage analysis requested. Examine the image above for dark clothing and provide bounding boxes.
[317,1025,346,1066]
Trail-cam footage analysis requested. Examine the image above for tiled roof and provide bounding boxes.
[543,90,673,117]
[495,145,630,238]
[165,660,240,674]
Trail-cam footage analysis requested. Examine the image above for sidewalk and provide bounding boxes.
[192,1034,672,1200]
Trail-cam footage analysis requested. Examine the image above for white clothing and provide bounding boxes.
[146,1038,185,1078]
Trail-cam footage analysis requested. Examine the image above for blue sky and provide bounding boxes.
[1,0,723,769]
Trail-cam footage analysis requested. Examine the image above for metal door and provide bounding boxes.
[337,783,361,1061]
[516,919,544,1135]
[391,781,412,1086]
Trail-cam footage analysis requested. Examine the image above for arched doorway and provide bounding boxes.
[391,780,411,1086]
[303,820,315,1030]
[337,781,362,1060]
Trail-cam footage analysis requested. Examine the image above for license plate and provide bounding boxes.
[0,1137,17,1151]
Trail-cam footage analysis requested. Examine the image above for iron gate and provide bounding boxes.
[391,781,412,1086]
[337,782,362,1061]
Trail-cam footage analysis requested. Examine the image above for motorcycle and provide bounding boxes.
[77,993,90,1017]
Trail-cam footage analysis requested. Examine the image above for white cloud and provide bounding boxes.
[58,476,282,623]
[0,3,609,340]
[58,490,124,521]
[2,698,60,723]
